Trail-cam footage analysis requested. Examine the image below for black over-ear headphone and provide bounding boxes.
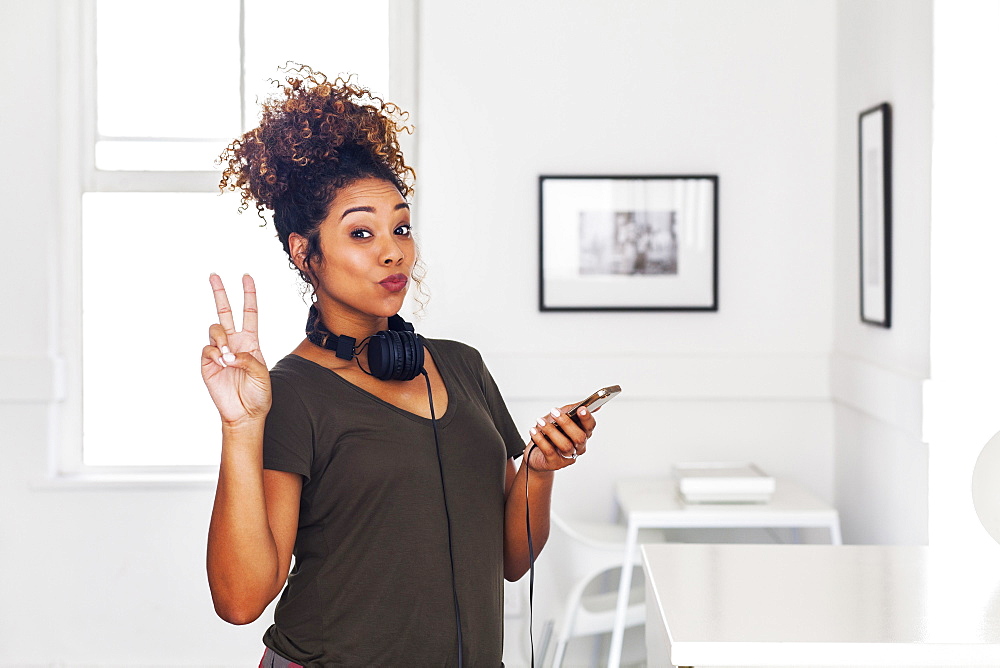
[305,305,425,380]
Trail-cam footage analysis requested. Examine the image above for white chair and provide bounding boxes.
[545,513,666,667]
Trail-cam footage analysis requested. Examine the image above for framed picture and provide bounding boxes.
[858,102,892,327]
[539,175,718,311]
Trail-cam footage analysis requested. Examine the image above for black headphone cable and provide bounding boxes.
[524,443,539,668]
[421,368,464,668]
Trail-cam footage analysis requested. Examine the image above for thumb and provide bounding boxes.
[219,345,237,367]
[226,350,266,373]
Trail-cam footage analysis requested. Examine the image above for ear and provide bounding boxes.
[288,233,311,274]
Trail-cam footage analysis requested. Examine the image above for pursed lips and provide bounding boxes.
[378,273,408,292]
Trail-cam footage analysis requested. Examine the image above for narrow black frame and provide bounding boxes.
[858,103,892,328]
[538,174,719,312]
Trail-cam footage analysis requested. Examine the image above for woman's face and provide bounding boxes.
[302,177,415,323]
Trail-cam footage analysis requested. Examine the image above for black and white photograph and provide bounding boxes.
[579,209,678,276]
[540,175,717,311]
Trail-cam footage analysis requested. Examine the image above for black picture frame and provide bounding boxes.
[858,102,892,328]
[539,175,719,311]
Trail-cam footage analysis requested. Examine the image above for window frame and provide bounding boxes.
[53,0,419,482]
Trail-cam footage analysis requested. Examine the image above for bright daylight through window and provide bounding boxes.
[79,0,392,468]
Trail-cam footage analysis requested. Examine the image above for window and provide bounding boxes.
[57,0,416,475]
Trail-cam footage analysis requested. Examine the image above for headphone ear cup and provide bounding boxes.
[391,331,406,381]
[392,332,410,380]
[367,329,425,381]
[400,331,418,381]
[387,329,406,381]
[367,332,392,380]
[407,333,424,379]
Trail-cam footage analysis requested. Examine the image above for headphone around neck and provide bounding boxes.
[305,304,425,381]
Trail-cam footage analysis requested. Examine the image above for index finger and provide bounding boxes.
[209,273,237,335]
[241,274,258,335]
[574,405,597,431]
[562,402,597,432]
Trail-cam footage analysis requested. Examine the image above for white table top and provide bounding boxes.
[642,544,1000,666]
[616,476,839,529]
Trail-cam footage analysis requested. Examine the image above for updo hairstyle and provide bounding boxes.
[219,64,416,287]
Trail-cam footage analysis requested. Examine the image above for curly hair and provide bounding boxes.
[218,64,418,291]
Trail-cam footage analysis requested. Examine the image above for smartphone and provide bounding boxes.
[567,385,622,428]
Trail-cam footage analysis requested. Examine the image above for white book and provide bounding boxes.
[673,462,775,504]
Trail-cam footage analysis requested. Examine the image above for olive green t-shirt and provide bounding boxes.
[261,339,525,667]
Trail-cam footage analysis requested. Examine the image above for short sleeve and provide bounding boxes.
[263,375,314,480]
[478,356,525,460]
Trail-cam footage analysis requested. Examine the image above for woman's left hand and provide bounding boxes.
[525,403,597,472]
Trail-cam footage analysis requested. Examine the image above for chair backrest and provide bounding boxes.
[549,512,646,571]
[551,512,629,550]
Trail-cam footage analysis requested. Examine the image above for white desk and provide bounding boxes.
[642,544,1000,666]
[608,477,841,668]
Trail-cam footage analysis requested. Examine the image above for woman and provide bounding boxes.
[202,65,597,667]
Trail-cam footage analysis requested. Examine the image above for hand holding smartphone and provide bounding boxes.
[566,384,622,428]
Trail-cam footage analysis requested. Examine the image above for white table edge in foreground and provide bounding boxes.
[608,478,842,668]
[666,641,1000,666]
[641,544,1000,667]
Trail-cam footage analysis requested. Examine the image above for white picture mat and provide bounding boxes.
[541,178,716,308]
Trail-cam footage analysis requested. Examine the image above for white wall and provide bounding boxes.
[417,0,837,506]
[928,0,1000,553]
[831,0,932,545]
[0,0,904,666]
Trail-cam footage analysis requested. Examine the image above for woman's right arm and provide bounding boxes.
[201,274,299,625]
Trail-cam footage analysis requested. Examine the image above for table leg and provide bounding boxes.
[829,518,843,545]
[608,520,638,668]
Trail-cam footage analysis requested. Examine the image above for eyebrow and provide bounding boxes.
[340,203,410,220]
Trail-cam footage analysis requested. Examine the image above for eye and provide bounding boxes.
[394,224,412,236]
[349,228,373,239]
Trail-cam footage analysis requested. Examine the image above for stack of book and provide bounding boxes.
[673,462,775,504]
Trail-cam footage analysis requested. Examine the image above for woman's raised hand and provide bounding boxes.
[201,274,271,426]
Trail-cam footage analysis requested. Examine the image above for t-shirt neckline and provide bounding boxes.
[286,338,456,427]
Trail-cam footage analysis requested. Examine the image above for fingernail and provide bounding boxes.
[529,427,537,436]
[550,408,561,418]
[223,352,236,364]
[579,407,588,415]
[536,417,546,428]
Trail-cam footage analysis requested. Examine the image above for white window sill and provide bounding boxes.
[34,468,218,491]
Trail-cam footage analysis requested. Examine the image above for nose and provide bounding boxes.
[380,237,404,266]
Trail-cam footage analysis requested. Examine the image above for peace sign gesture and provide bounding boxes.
[201,273,271,426]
